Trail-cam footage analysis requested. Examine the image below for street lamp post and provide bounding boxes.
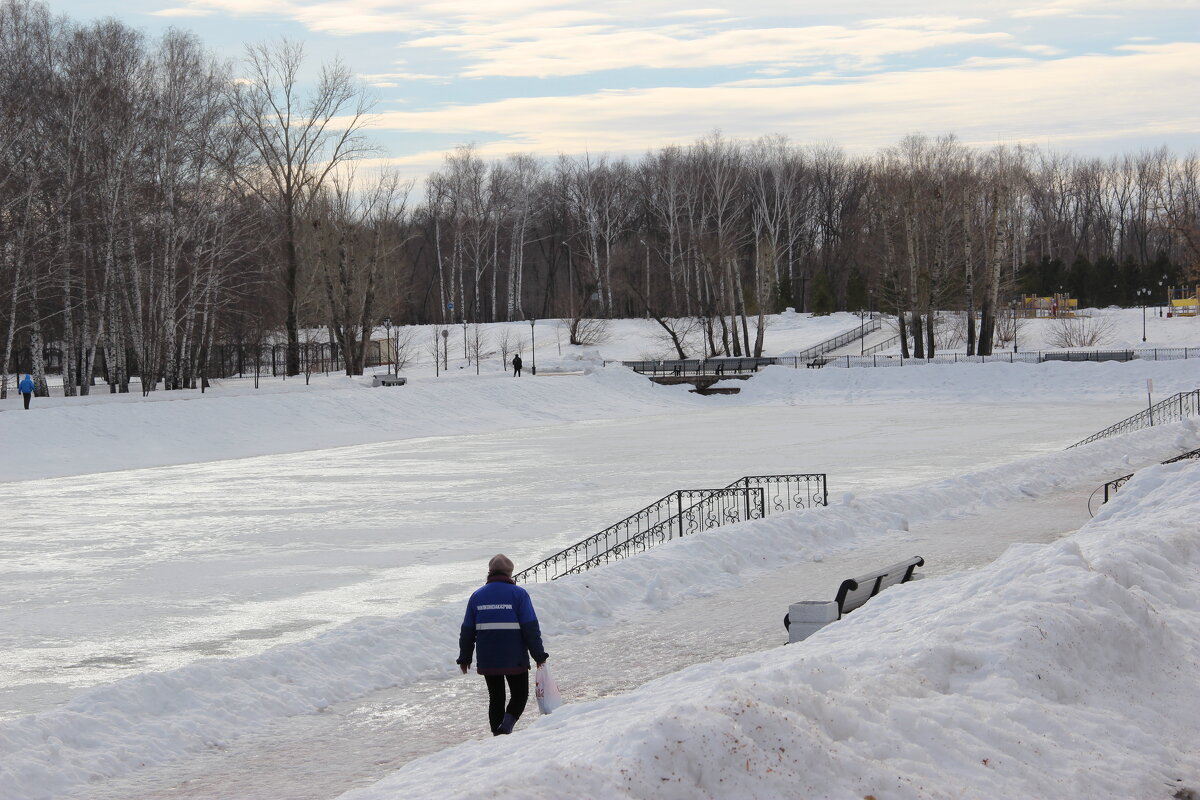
[382,315,392,374]
[441,328,449,371]
[1136,287,1150,341]
[528,318,537,375]
[857,307,868,354]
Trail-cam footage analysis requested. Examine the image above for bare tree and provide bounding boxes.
[227,38,376,376]
[307,169,411,375]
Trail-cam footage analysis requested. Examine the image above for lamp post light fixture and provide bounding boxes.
[382,315,392,374]
[528,318,537,375]
[1136,287,1151,341]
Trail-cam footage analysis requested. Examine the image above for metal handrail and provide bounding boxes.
[514,472,828,583]
[554,487,765,579]
[862,335,901,357]
[1089,445,1200,515]
[791,317,882,362]
[1069,390,1200,449]
[513,488,727,584]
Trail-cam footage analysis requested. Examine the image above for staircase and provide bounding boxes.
[514,473,828,583]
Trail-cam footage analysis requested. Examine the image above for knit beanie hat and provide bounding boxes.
[488,553,515,577]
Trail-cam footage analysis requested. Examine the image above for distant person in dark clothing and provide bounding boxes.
[512,354,522,377]
[457,554,548,735]
[18,374,34,410]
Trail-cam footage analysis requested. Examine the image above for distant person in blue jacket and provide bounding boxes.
[457,554,548,735]
[18,374,34,410]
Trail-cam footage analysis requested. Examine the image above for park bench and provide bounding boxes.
[806,356,830,368]
[372,374,407,387]
[783,555,924,643]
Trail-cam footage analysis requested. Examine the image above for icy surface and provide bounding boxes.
[0,310,1198,799]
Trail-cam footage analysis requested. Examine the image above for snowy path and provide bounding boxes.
[69,477,1094,800]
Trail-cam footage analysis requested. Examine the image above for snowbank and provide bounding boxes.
[1,419,1196,800]
[342,459,1200,800]
[0,366,702,482]
[3,353,1197,483]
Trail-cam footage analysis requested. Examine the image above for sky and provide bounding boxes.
[46,1,1200,180]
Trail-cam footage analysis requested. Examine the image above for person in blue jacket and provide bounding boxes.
[18,374,34,410]
[457,554,548,735]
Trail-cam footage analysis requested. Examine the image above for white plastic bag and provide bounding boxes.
[535,663,563,714]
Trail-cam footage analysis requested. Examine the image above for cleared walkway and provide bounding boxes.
[73,476,1096,800]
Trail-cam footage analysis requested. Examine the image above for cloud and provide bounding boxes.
[358,71,447,85]
[407,20,1013,78]
[151,6,213,16]
[361,42,1200,164]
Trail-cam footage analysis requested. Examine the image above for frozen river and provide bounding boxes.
[0,400,1127,718]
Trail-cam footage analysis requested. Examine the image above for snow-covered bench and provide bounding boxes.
[806,356,830,368]
[784,555,925,643]
[372,374,407,387]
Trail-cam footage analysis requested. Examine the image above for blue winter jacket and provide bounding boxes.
[18,375,33,394]
[457,576,548,675]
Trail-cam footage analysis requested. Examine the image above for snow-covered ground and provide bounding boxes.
[1,309,1198,800]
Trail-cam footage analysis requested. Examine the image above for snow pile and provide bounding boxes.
[0,365,701,482]
[343,459,1200,800]
[4,354,1197,483]
[739,358,1200,407]
[1,420,1196,800]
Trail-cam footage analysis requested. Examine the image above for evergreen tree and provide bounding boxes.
[844,268,868,312]
[1068,255,1093,306]
[810,272,835,316]
[773,277,794,312]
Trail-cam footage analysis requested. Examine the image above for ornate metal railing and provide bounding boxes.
[726,473,829,513]
[1069,390,1200,448]
[554,487,765,579]
[514,488,732,584]
[514,472,828,583]
[1089,446,1200,516]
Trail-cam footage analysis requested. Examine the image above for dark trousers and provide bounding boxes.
[485,672,528,734]
[513,367,521,376]
[22,392,31,409]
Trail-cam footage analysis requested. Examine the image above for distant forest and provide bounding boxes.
[2,0,1198,395]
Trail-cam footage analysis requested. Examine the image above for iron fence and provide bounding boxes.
[614,344,1200,376]
[7,340,388,390]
